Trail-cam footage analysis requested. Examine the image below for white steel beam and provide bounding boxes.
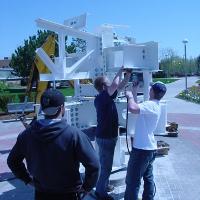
[35,18,97,40]
[66,49,94,74]
[36,48,58,74]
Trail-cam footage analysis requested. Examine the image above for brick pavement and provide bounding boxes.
[1,113,200,200]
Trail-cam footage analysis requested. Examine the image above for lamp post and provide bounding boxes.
[165,54,169,78]
[182,38,188,93]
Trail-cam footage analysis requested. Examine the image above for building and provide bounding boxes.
[0,57,21,81]
[0,57,11,68]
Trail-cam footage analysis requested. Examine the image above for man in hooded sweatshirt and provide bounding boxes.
[7,89,100,200]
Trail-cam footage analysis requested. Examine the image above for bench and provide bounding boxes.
[7,102,35,121]
[7,102,35,114]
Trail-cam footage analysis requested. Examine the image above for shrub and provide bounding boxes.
[153,71,166,78]
[0,81,8,92]
[0,92,36,112]
[18,93,36,102]
[0,93,17,112]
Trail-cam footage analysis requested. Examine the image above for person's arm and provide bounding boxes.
[107,67,132,96]
[117,70,132,91]
[125,89,140,114]
[131,81,139,103]
[7,133,32,185]
[107,67,124,96]
[76,131,100,192]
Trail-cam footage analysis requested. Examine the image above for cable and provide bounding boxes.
[153,181,156,197]
[124,84,131,155]
[125,96,131,155]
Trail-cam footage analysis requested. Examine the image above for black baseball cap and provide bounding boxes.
[151,81,167,98]
[41,89,65,116]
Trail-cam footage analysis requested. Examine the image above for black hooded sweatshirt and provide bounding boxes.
[7,119,99,194]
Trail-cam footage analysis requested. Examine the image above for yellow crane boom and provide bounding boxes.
[34,34,56,103]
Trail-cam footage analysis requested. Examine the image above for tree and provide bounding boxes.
[10,31,86,80]
[159,48,178,77]
[159,48,177,60]
[72,38,86,53]
[196,55,200,75]
[66,38,86,53]
[10,30,53,79]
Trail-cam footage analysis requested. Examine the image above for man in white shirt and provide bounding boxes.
[124,81,167,200]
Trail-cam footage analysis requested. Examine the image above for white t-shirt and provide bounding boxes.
[133,100,161,150]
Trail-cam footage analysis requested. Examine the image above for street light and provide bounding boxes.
[165,54,169,77]
[182,38,188,93]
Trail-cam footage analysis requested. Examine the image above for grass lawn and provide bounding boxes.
[153,78,179,84]
[3,87,74,97]
[0,87,74,112]
[59,87,74,96]
[0,77,179,112]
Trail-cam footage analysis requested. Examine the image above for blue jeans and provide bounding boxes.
[124,148,156,200]
[95,137,117,197]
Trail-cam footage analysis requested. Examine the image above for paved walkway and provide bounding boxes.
[163,76,200,114]
[0,77,200,200]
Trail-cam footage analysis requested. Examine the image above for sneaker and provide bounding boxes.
[95,191,114,200]
[106,184,115,192]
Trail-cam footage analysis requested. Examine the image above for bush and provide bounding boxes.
[18,93,36,102]
[6,88,26,93]
[0,81,8,92]
[153,71,166,78]
[153,78,179,84]
[0,93,17,112]
[0,92,36,112]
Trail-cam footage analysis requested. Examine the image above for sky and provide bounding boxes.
[1,0,200,59]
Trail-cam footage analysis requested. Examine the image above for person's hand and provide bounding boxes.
[124,68,133,74]
[121,66,132,79]
[132,81,139,92]
[119,65,124,73]
[122,65,132,73]
[125,90,133,99]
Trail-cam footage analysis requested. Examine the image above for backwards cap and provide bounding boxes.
[41,89,65,116]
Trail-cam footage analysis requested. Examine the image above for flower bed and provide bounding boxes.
[177,85,200,104]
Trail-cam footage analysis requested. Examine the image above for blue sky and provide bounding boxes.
[1,0,200,59]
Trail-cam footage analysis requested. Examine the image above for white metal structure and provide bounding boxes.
[35,14,166,167]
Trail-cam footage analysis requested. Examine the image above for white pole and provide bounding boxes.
[58,33,66,76]
[143,71,152,101]
[74,79,80,97]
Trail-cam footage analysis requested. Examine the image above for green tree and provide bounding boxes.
[72,38,86,52]
[159,48,177,77]
[10,30,53,79]
[10,31,86,80]
[196,55,200,75]
[66,38,86,53]
[159,48,199,77]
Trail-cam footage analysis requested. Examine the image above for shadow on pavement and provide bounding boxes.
[0,150,11,154]
[0,172,15,182]
[0,178,34,200]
